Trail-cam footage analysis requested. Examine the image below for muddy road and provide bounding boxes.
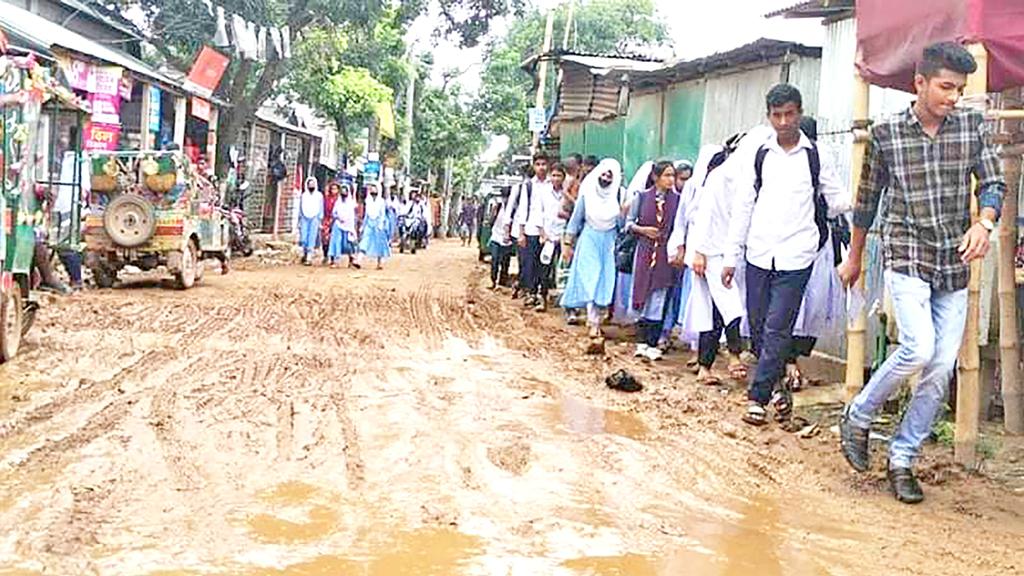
[0,241,1021,575]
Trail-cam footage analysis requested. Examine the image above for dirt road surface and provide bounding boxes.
[0,241,1022,575]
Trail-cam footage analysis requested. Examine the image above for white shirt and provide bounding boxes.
[333,197,357,232]
[535,184,565,240]
[491,199,513,246]
[725,133,850,271]
[514,176,552,237]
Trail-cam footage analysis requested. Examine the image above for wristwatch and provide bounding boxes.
[979,218,995,232]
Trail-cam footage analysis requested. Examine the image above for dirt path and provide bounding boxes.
[0,241,1021,575]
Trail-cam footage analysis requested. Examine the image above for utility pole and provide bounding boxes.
[531,8,556,154]
[401,54,417,200]
[555,1,576,109]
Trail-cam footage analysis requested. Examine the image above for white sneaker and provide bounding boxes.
[645,347,664,361]
[634,344,649,358]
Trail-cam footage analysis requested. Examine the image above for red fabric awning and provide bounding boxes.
[856,0,1024,93]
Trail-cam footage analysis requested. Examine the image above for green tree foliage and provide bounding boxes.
[411,83,483,182]
[108,0,515,172]
[477,0,669,156]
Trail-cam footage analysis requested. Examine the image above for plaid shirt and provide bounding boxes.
[852,107,1005,291]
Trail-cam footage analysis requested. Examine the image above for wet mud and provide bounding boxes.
[0,241,1021,575]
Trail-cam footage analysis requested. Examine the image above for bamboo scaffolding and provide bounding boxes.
[954,43,988,468]
[845,74,871,401]
[999,87,1023,435]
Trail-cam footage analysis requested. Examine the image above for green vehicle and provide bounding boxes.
[476,187,507,263]
[0,47,85,362]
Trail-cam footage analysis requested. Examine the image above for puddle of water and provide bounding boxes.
[558,395,649,441]
[562,553,659,575]
[243,481,338,544]
[246,528,480,576]
[524,378,649,441]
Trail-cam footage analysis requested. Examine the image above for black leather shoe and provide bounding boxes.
[887,466,925,504]
[839,407,870,472]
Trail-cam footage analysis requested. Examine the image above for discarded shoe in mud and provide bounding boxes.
[606,370,642,393]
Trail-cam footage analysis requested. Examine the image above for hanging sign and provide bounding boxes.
[89,92,122,125]
[191,97,212,122]
[148,86,162,133]
[92,66,123,96]
[84,122,121,151]
[528,107,546,133]
[184,46,230,99]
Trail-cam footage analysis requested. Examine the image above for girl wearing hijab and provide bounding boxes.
[626,161,681,361]
[296,177,324,266]
[328,184,361,269]
[359,183,392,269]
[321,182,341,264]
[613,161,655,326]
[560,159,624,353]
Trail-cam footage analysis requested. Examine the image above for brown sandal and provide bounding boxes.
[728,363,748,381]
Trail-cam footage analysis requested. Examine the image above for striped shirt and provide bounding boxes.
[852,107,1005,291]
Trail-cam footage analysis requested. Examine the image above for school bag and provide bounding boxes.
[753,143,829,252]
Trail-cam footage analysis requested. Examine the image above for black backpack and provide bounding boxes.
[754,143,829,252]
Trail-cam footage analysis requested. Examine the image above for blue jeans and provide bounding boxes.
[847,271,968,469]
[746,262,813,405]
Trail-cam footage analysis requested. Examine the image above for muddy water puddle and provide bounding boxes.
[523,378,650,441]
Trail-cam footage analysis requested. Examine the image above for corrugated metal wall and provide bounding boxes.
[701,65,786,146]
[814,17,914,360]
[662,79,705,163]
[623,92,664,180]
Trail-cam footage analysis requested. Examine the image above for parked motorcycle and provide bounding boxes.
[227,182,254,257]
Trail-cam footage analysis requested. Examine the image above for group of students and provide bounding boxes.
[293,178,433,270]
[487,41,1005,505]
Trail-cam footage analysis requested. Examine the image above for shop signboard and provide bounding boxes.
[191,97,212,122]
[90,92,121,125]
[148,86,162,133]
[84,122,121,151]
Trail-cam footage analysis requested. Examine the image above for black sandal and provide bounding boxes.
[771,387,793,423]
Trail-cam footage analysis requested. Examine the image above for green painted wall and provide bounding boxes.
[584,117,625,163]
[559,121,585,159]
[622,92,663,181]
[662,80,705,164]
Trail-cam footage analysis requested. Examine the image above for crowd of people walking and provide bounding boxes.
[481,42,1004,505]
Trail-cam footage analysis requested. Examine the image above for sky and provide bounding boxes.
[409,0,826,92]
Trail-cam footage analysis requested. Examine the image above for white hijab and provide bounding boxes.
[579,158,623,232]
[365,186,385,220]
[300,177,323,219]
[627,161,654,194]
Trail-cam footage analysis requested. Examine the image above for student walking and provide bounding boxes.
[838,42,1005,504]
[723,83,849,427]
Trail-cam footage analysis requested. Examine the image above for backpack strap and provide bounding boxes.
[753,145,769,200]
[806,142,821,193]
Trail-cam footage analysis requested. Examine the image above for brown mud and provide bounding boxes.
[0,241,1021,575]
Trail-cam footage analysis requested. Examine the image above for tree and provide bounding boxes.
[476,0,669,157]
[109,0,516,173]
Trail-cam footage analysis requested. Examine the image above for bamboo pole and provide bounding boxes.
[999,87,1023,434]
[955,43,988,468]
[530,9,556,155]
[845,73,871,401]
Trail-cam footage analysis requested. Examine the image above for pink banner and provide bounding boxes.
[84,122,121,151]
[89,92,122,125]
[67,59,92,91]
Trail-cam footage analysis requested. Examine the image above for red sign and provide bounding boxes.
[184,46,230,99]
[84,122,121,151]
[191,97,212,122]
[89,92,122,125]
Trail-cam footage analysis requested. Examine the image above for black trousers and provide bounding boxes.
[517,235,542,293]
[490,242,513,286]
[746,262,812,405]
[698,304,742,368]
[786,336,817,364]
[535,242,560,298]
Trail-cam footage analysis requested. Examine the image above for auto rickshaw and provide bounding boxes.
[0,43,86,362]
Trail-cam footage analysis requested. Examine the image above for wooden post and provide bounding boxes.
[955,43,988,468]
[530,9,556,154]
[173,95,187,148]
[139,83,156,150]
[845,73,871,401]
[999,87,1023,434]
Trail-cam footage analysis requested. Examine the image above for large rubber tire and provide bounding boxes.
[104,194,157,248]
[0,288,24,363]
[174,240,198,290]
